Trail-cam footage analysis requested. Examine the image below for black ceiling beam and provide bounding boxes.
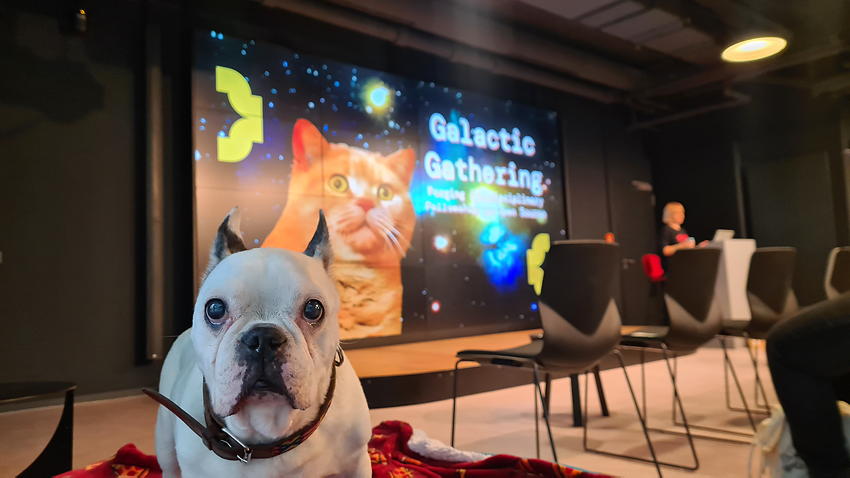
[694,0,792,39]
[312,0,647,91]
[636,39,850,98]
[631,0,733,45]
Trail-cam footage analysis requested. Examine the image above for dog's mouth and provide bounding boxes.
[249,377,284,395]
[223,371,299,417]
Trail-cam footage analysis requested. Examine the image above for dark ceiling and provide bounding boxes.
[265,0,850,123]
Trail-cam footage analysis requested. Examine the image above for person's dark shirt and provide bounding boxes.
[659,225,690,268]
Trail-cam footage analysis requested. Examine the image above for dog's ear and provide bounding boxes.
[203,207,247,280]
[304,210,332,270]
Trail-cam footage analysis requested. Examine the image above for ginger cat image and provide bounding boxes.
[263,119,416,339]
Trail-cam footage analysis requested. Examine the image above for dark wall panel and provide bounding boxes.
[604,112,656,324]
[649,134,740,242]
[743,152,837,305]
[0,3,160,393]
[561,102,611,239]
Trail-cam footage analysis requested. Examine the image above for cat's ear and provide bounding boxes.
[203,207,247,281]
[292,119,328,172]
[385,148,416,185]
[304,210,332,270]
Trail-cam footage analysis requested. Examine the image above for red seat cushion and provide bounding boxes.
[641,254,665,282]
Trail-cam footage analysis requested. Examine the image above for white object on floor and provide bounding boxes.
[408,427,490,463]
[752,401,850,478]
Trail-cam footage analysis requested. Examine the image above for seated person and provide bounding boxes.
[768,294,850,478]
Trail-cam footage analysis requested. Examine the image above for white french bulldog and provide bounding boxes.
[154,208,371,477]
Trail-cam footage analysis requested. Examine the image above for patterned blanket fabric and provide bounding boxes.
[370,421,610,478]
[56,443,161,478]
[56,421,611,478]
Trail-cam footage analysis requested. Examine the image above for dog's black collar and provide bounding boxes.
[143,346,344,463]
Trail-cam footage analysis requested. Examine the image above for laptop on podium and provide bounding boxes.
[712,229,735,241]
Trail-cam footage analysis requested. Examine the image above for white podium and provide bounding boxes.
[711,238,756,320]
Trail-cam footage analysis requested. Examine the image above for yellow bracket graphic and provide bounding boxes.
[215,66,263,163]
[526,233,551,296]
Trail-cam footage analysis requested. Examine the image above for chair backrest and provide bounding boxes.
[641,253,665,282]
[825,247,850,300]
[663,248,723,351]
[537,240,622,372]
[747,247,798,336]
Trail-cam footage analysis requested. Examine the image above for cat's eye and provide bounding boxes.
[377,184,393,201]
[328,174,349,193]
[205,299,227,328]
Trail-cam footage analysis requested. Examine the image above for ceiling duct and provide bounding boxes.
[629,89,750,130]
[262,0,629,103]
[321,0,646,90]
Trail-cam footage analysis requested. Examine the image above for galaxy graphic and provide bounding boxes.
[193,29,567,344]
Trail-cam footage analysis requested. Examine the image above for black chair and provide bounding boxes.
[721,247,797,417]
[598,247,723,471]
[825,247,850,300]
[1,382,77,478]
[733,247,798,337]
[451,241,660,475]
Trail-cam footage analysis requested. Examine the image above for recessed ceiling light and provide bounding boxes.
[722,36,788,63]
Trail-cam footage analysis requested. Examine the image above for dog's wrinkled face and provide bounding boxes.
[192,209,338,440]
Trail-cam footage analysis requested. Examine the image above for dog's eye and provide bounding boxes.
[205,299,227,326]
[303,299,324,323]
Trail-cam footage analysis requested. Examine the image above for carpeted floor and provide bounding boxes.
[1,341,770,477]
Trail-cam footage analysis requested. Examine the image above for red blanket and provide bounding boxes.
[56,421,610,478]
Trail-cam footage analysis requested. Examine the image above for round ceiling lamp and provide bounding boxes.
[721,36,788,63]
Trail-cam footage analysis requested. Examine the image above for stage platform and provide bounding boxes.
[347,327,650,409]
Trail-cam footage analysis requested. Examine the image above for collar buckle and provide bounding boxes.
[221,427,253,463]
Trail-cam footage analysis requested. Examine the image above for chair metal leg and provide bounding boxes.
[747,336,771,410]
[632,344,702,468]
[658,344,700,470]
[451,358,477,447]
[668,338,757,440]
[533,370,540,459]
[451,358,557,462]
[584,350,663,476]
[724,345,732,409]
[724,335,770,414]
[670,353,678,424]
[543,372,552,419]
[593,366,610,417]
[752,340,763,405]
[640,348,647,420]
[571,374,583,427]
[532,364,558,463]
[721,337,757,431]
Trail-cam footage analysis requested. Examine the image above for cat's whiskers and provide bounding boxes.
[385,230,404,254]
[375,215,413,253]
[379,230,397,254]
[372,215,400,237]
[373,219,406,253]
[370,216,405,257]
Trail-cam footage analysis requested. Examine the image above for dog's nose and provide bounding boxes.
[240,326,286,356]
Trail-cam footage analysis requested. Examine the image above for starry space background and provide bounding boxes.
[193,29,567,344]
